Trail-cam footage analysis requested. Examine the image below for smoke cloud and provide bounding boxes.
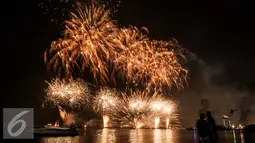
[177,52,255,127]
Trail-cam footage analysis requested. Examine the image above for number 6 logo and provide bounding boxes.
[7,111,30,137]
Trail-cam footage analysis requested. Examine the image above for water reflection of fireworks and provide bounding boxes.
[40,136,79,143]
[97,129,116,143]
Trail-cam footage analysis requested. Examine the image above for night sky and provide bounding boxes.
[3,0,255,124]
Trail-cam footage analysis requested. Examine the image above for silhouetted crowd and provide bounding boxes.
[196,111,219,143]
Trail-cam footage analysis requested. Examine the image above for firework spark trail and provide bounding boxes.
[113,29,188,91]
[45,4,119,84]
[150,94,176,118]
[149,40,188,90]
[44,4,187,90]
[118,91,152,128]
[112,27,152,83]
[45,78,91,109]
[93,87,120,115]
[106,91,179,128]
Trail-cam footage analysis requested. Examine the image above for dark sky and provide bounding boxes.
[3,0,255,124]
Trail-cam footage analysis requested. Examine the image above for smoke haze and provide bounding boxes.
[177,52,255,127]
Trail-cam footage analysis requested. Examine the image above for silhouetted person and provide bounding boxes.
[196,113,210,143]
[206,111,218,143]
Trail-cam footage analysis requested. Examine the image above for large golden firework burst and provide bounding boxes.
[45,4,187,91]
[45,4,118,84]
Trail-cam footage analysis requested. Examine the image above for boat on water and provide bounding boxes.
[34,124,78,136]
[43,125,70,130]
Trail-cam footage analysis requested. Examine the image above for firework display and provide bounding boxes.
[45,78,91,109]
[43,2,187,129]
[44,4,187,90]
[93,87,120,115]
[112,27,187,90]
[116,91,154,128]
[44,4,118,84]
[100,91,179,128]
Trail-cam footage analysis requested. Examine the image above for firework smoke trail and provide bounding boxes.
[58,106,75,125]
[45,78,91,109]
[44,4,119,84]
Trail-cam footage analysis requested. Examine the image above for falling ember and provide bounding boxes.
[166,118,169,129]
[154,118,160,129]
[103,115,110,128]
